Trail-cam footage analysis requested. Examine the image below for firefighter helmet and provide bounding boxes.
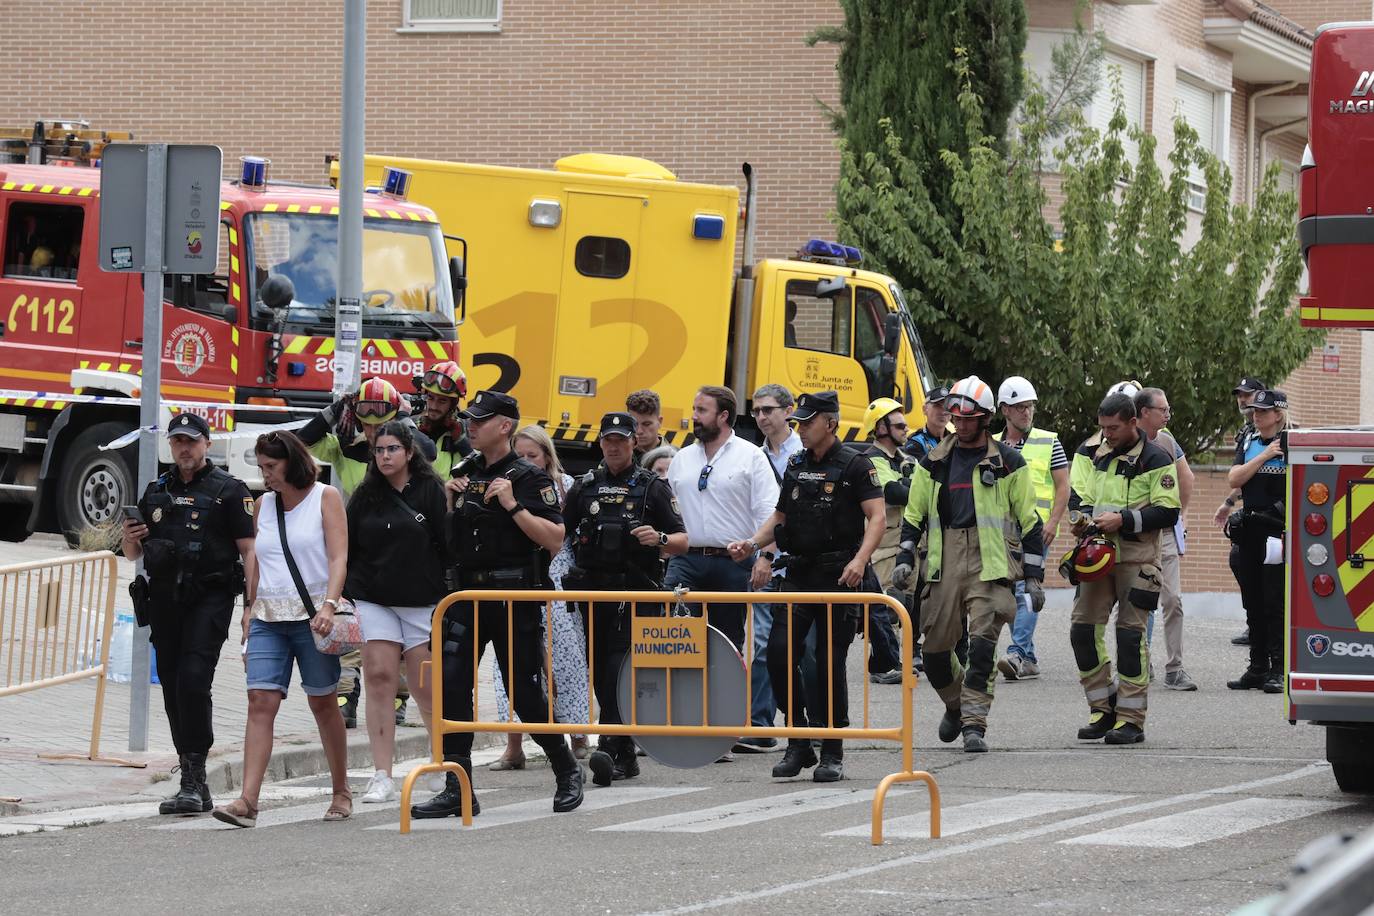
[1106,380,1142,400]
[1059,535,1117,585]
[862,397,904,437]
[355,377,401,425]
[421,360,467,399]
[946,376,995,417]
[997,376,1037,406]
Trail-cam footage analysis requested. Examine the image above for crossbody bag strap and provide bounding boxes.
[275,493,316,618]
[386,487,444,558]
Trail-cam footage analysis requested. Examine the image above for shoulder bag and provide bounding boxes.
[275,492,363,656]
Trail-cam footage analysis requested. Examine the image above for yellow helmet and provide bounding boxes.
[862,397,904,437]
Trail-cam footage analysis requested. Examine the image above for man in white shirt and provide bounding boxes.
[666,386,780,654]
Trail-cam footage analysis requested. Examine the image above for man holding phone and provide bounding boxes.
[122,412,256,816]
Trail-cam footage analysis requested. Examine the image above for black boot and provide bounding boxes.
[339,681,360,729]
[612,737,640,781]
[411,761,480,819]
[589,737,615,787]
[159,755,189,815]
[1263,656,1284,694]
[961,727,988,753]
[548,742,585,813]
[1103,722,1145,745]
[1227,667,1268,690]
[1077,710,1116,740]
[771,739,818,778]
[938,706,961,743]
[174,753,211,814]
[813,740,843,782]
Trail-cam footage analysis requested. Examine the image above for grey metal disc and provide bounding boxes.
[616,624,746,769]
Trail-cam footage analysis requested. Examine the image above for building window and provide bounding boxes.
[1175,74,1227,211]
[1090,50,1148,167]
[402,0,501,33]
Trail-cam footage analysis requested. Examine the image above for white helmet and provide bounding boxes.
[1106,380,1141,399]
[997,376,1037,407]
[947,375,995,417]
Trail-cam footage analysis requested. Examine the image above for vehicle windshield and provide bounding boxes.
[245,212,453,331]
[889,282,937,394]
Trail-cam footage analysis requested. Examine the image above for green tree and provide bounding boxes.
[809,0,1027,221]
[834,53,1320,453]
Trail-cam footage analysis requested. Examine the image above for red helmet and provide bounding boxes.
[1061,535,1117,583]
[355,377,401,425]
[421,360,467,399]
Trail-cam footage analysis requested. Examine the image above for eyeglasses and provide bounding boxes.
[698,464,713,491]
[422,369,463,397]
[886,421,909,430]
[373,444,404,456]
[1006,402,1035,412]
[1148,404,1172,416]
[355,399,397,422]
[752,405,781,416]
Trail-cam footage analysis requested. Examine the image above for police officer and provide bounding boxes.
[121,412,255,815]
[414,360,474,479]
[903,385,950,462]
[1068,391,1180,745]
[861,397,912,683]
[893,377,1044,753]
[729,391,885,782]
[563,412,688,787]
[411,390,584,818]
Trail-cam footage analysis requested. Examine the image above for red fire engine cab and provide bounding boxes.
[1293,24,1374,793]
[0,121,462,543]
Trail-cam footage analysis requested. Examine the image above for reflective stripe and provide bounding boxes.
[1116,695,1147,709]
[964,701,991,715]
[1129,509,1143,531]
[1085,685,1115,701]
[1024,553,1044,567]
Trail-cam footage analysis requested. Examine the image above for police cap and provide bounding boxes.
[461,390,519,421]
[1232,376,1268,395]
[792,390,839,421]
[597,412,636,439]
[924,385,950,405]
[167,412,210,440]
[1250,388,1288,410]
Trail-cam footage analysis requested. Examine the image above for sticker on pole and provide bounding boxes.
[632,616,707,668]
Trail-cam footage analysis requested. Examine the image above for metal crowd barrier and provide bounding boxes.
[0,551,143,767]
[400,589,941,844]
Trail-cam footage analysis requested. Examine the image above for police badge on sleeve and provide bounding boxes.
[243,497,255,516]
[540,486,558,507]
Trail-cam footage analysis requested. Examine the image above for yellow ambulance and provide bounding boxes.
[348,153,936,450]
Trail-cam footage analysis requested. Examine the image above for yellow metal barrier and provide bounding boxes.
[0,551,143,768]
[399,589,940,844]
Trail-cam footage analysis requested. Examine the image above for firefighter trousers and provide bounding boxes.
[920,528,1016,728]
[1070,561,1161,727]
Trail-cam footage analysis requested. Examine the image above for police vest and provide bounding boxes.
[777,444,867,562]
[142,468,243,589]
[452,459,544,571]
[995,427,1059,523]
[572,466,659,577]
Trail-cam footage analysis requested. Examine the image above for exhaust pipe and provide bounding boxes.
[728,163,758,419]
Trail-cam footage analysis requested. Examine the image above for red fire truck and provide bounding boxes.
[0,122,462,543]
[1292,23,1374,793]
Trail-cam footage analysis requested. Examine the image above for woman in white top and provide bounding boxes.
[489,426,591,768]
[212,430,350,828]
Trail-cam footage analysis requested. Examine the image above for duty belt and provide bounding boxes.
[458,565,540,588]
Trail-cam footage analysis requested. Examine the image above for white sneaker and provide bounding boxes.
[359,771,398,804]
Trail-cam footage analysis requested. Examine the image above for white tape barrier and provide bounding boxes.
[0,389,312,413]
[98,419,308,451]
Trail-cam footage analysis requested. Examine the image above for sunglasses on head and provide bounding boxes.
[423,369,462,396]
[355,400,396,422]
[698,464,713,491]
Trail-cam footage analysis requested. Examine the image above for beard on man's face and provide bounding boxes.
[693,417,722,443]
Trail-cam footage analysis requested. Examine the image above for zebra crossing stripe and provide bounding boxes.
[599,787,867,833]
[1061,797,1351,849]
[827,791,1126,839]
[150,797,402,831]
[372,786,706,832]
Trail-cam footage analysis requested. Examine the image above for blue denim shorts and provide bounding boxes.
[245,618,341,697]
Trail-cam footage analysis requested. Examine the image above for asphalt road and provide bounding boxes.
[5,614,1371,915]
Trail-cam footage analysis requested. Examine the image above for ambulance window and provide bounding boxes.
[784,279,851,358]
[574,236,630,279]
[3,202,83,281]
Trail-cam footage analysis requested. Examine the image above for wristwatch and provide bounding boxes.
[508,503,527,516]
[658,531,669,547]
[320,598,339,611]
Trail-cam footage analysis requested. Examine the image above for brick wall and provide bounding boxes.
[1267,0,1370,32]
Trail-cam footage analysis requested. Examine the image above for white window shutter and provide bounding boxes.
[1092,51,1146,166]
[1175,77,1218,185]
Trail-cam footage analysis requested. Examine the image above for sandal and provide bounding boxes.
[323,792,352,822]
[211,797,259,829]
[488,754,526,771]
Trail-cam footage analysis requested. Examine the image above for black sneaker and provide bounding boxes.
[870,669,903,685]
[1103,722,1144,745]
[1077,711,1116,740]
[1262,671,1284,694]
[1227,668,1268,690]
[1231,628,1250,646]
[771,741,818,777]
[938,707,961,743]
[733,736,778,753]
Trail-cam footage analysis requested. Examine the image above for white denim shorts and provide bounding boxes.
[354,599,434,652]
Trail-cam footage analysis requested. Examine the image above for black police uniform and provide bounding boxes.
[768,393,881,777]
[563,418,685,784]
[137,418,252,812]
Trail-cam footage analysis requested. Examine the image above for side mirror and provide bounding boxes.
[219,303,239,325]
[259,274,296,310]
[883,312,902,357]
[815,275,847,298]
[449,255,467,319]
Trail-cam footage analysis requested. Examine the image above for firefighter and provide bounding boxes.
[893,376,1044,752]
[562,412,688,787]
[1067,391,1181,745]
[414,360,474,478]
[121,413,255,814]
[412,390,584,818]
[729,390,886,782]
[861,397,912,683]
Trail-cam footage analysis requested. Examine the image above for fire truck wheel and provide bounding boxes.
[57,421,137,548]
[1328,725,1374,794]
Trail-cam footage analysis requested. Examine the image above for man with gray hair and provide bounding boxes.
[1134,387,1197,691]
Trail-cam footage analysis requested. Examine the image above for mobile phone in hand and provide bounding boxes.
[121,505,145,524]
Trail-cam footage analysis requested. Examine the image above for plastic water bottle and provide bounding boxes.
[107,614,134,683]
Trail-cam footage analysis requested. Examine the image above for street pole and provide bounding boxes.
[129,144,165,752]
[334,0,366,397]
